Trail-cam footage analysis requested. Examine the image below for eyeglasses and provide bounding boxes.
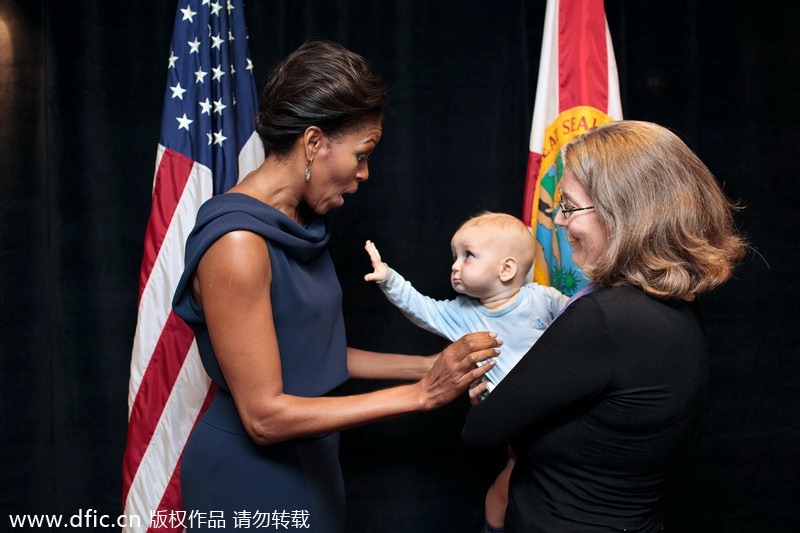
[558,199,595,219]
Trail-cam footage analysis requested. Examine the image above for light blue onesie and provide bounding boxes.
[378,266,568,390]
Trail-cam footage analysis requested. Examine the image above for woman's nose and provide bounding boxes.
[554,207,567,227]
[355,163,369,182]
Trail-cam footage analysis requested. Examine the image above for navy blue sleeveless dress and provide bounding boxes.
[173,193,349,532]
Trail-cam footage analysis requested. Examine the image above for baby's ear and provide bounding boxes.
[498,257,518,283]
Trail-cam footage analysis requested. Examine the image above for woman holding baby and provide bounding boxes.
[462,120,746,532]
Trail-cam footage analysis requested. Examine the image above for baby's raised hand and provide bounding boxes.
[363,240,388,282]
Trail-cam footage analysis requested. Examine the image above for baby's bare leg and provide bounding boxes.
[484,454,515,530]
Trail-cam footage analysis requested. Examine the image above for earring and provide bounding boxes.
[304,155,314,183]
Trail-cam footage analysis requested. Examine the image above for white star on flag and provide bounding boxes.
[168,52,179,68]
[213,130,227,145]
[176,113,193,131]
[212,65,225,81]
[188,38,201,54]
[211,34,224,49]
[170,82,187,100]
[213,99,227,114]
[210,2,222,16]
[180,5,197,22]
[199,98,212,115]
[195,68,207,83]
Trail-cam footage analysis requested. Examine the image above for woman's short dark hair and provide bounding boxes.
[255,40,388,156]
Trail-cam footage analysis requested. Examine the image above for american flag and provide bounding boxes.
[122,1,264,531]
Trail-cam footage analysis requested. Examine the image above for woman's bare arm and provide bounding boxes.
[195,230,499,446]
[346,347,437,381]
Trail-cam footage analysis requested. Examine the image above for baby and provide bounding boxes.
[365,212,569,532]
[364,211,568,393]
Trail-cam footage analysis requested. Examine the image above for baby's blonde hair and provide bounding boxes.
[458,212,535,283]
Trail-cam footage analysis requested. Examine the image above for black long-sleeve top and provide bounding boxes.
[462,285,708,532]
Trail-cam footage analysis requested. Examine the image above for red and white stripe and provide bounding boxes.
[123,132,263,532]
[522,0,622,227]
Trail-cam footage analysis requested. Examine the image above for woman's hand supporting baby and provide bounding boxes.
[416,332,501,410]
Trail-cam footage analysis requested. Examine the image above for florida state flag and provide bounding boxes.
[522,0,623,295]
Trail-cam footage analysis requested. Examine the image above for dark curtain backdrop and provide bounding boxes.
[1,0,797,531]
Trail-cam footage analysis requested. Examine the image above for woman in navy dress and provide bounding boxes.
[172,40,500,532]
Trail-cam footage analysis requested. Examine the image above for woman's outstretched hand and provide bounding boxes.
[416,331,502,410]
